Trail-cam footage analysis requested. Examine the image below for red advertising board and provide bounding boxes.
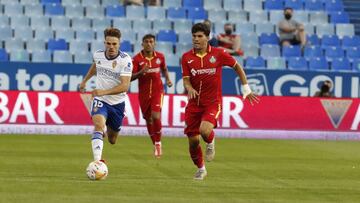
[0,91,359,136]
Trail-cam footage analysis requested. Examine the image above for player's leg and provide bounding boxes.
[91,114,106,161]
[140,98,155,144]
[107,127,119,144]
[105,102,126,145]
[151,111,162,157]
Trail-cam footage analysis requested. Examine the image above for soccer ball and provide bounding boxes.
[86,161,108,180]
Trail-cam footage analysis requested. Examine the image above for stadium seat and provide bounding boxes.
[92,18,112,31]
[5,39,24,52]
[126,6,145,19]
[72,18,92,30]
[264,0,284,10]
[204,0,222,10]
[325,0,343,12]
[352,59,360,72]
[10,50,29,62]
[324,46,344,61]
[284,0,303,10]
[242,45,259,57]
[95,30,104,40]
[224,0,243,11]
[0,49,9,62]
[74,52,92,64]
[167,7,187,19]
[147,7,166,20]
[187,8,208,20]
[303,23,315,35]
[316,24,335,37]
[102,0,120,7]
[309,57,329,70]
[133,19,151,33]
[4,4,23,15]
[342,36,360,48]
[321,35,340,48]
[304,0,324,11]
[14,27,33,41]
[208,10,227,22]
[241,33,259,47]
[53,50,73,63]
[112,18,132,30]
[213,21,227,34]
[267,57,286,69]
[282,45,301,58]
[166,54,180,67]
[178,32,193,44]
[157,30,177,43]
[228,10,248,23]
[176,43,192,54]
[307,34,320,45]
[69,40,89,54]
[24,4,44,17]
[287,57,308,70]
[90,41,104,53]
[260,44,281,59]
[136,30,157,41]
[269,10,284,24]
[153,19,172,32]
[85,5,104,18]
[10,16,30,28]
[41,0,61,4]
[244,0,263,11]
[330,11,349,23]
[345,47,360,61]
[173,20,193,33]
[259,33,279,45]
[162,0,182,8]
[304,45,323,58]
[156,42,174,54]
[47,38,68,51]
[65,5,85,18]
[0,16,9,27]
[133,43,142,53]
[81,0,101,6]
[293,10,309,22]
[62,0,81,6]
[76,29,95,41]
[120,40,132,52]
[31,16,50,29]
[310,12,328,25]
[255,23,274,35]
[331,58,351,71]
[235,22,255,35]
[32,50,52,63]
[51,16,71,29]
[336,24,354,38]
[105,5,125,18]
[45,3,65,16]
[245,56,266,69]
[249,10,269,24]
[183,0,203,8]
[35,28,54,39]
[0,26,13,41]
[26,39,46,53]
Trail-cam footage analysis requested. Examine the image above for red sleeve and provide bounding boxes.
[132,55,139,73]
[181,54,190,77]
[220,49,237,68]
[161,54,167,71]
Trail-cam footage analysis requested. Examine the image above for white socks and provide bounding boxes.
[91,131,103,161]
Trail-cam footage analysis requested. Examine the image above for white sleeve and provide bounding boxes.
[120,56,133,77]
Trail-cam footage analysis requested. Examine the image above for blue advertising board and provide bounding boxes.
[0,62,359,98]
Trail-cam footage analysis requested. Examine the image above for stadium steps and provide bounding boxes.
[343,0,360,35]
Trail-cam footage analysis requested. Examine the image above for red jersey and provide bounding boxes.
[181,46,237,107]
[218,34,237,49]
[132,51,166,97]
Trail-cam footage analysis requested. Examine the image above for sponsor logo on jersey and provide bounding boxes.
[112,60,117,69]
[321,99,352,129]
[124,62,132,72]
[190,68,216,76]
[209,56,216,63]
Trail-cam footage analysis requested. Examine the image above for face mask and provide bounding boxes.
[321,84,330,93]
[285,13,292,20]
[225,29,232,35]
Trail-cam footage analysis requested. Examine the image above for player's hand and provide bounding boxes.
[187,88,199,100]
[91,89,104,97]
[140,64,150,76]
[243,92,259,106]
[166,80,173,87]
[79,81,86,93]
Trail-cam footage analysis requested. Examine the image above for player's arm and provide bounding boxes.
[233,63,259,105]
[183,76,198,99]
[131,64,149,81]
[92,75,131,97]
[161,66,173,87]
[79,63,96,92]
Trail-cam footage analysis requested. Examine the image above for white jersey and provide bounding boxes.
[93,50,133,105]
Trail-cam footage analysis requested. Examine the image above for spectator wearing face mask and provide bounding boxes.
[217,23,243,56]
[314,80,333,97]
[278,7,306,47]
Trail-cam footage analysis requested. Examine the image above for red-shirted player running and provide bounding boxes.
[132,34,173,158]
[181,23,259,180]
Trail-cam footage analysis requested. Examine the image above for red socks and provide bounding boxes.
[146,122,155,144]
[189,145,204,168]
[152,118,162,143]
[203,131,215,144]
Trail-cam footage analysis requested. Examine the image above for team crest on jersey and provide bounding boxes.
[112,61,117,69]
[156,58,161,64]
[209,56,216,63]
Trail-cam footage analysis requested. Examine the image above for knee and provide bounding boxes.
[199,127,212,137]
[188,137,200,149]
[151,112,161,120]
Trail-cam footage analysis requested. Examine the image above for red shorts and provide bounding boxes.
[184,103,222,137]
[139,92,163,120]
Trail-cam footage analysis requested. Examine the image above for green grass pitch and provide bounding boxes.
[1,135,360,203]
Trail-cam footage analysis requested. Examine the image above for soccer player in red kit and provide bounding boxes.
[181,23,259,180]
[132,34,173,158]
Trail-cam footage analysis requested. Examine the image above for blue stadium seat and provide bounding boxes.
[10,50,30,62]
[4,4,23,15]
[342,36,360,48]
[228,10,248,23]
[55,28,75,41]
[245,56,266,69]
[74,52,92,64]
[173,20,193,33]
[120,40,132,52]
[321,35,340,48]
[208,10,227,22]
[261,44,281,59]
[85,5,104,18]
[41,0,61,4]
[310,12,328,25]
[53,50,73,63]
[303,23,315,35]
[24,4,44,17]
[76,29,95,41]
[163,0,182,8]
[187,7,208,20]
[14,27,33,41]
[183,0,203,8]
[5,39,24,52]
[132,19,151,33]
[204,0,222,10]
[112,18,132,30]
[48,38,68,51]
[32,50,52,63]
[27,39,46,53]
[166,54,180,67]
[336,24,354,39]
[259,33,279,45]
[92,18,112,31]
[293,11,309,22]
[62,0,81,6]
[345,47,360,61]
[0,26,13,41]
[325,0,343,12]
[282,45,301,58]
[304,0,324,11]
[81,0,101,6]
[304,45,323,58]
[167,7,187,19]
[284,0,303,10]
[156,42,174,54]
[223,0,243,11]
[69,40,89,54]
[330,11,349,23]
[51,16,71,29]
[331,58,351,71]
[316,24,335,37]
[324,46,344,60]
[102,0,120,7]
[35,28,53,39]
[126,6,145,19]
[287,57,308,70]
[244,0,262,11]
[10,16,30,28]
[0,16,9,27]
[65,5,85,18]
[0,49,9,62]
[105,5,125,17]
[147,7,166,20]
[153,19,172,32]
[31,16,50,29]
[307,34,320,45]
[235,22,255,35]
[264,0,284,10]
[309,57,329,70]
[267,57,286,69]
[72,18,92,30]
[45,3,65,15]
[269,10,284,24]
[157,30,177,43]
[255,23,274,35]
[352,59,360,72]
[249,10,269,23]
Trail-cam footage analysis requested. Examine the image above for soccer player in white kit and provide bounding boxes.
[79,28,133,162]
